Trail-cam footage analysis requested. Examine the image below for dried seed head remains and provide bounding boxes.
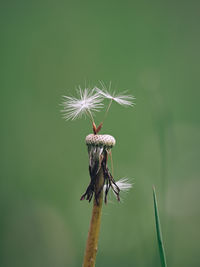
[62,82,134,204]
[81,133,120,204]
[86,134,116,148]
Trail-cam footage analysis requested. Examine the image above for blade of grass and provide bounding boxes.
[153,186,167,267]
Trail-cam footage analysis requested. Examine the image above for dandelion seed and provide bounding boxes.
[61,87,103,121]
[115,178,132,191]
[96,88,135,106]
[103,178,133,194]
[103,178,132,200]
[95,82,135,107]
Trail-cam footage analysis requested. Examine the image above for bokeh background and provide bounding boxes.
[1,1,200,266]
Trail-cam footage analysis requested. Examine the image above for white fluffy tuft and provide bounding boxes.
[61,87,103,120]
[95,81,135,107]
[115,178,133,191]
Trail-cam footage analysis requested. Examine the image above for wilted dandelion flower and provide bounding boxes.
[62,82,134,203]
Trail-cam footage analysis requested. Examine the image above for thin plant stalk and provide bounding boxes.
[83,168,104,267]
[153,186,167,267]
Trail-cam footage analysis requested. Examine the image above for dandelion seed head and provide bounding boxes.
[61,82,135,205]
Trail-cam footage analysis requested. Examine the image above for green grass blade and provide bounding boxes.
[153,186,167,267]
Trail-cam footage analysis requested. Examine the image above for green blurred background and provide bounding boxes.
[1,1,200,266]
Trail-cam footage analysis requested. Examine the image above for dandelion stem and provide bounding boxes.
[82,168,104,267]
